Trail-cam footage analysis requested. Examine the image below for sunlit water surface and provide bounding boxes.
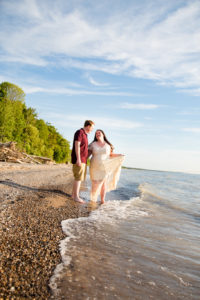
[50,169,200,300]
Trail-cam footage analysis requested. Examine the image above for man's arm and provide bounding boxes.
[75,141,81,166]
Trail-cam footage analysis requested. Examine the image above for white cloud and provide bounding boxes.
[183,128,200,133]
[1,0,200,92]
[87,75,109,87]
[181,88,200,96]
[0,54,47,66]
[178,108,200,116]
[23,85,134,96]
[0,73,134,96]
[119,103,160,109]
[89,116,142,130]
[60,59,127,75]
[42,113,143,130]
[1,0,43,20]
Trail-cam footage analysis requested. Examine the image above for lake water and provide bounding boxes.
[50,168,200,300]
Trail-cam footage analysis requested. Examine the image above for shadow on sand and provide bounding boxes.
[0,180,71,198]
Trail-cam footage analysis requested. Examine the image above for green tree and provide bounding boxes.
[53,137,71,163]
[0,81,71,163]
[23,107,37,125]
[36,119,49,142]
[0,98,15,141]
[0,82,26,142]
[12,101,26,144]
[0,82,25,102]
[24,124,41,155]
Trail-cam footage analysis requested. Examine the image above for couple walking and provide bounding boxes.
[71,120,124,204]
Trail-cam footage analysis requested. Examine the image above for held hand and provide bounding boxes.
[76,159,82,166]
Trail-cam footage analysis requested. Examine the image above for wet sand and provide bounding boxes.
[0,162,89,299]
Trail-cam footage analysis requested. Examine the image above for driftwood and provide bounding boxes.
[27,154,52,162]
[0,142,55,164]
[0,141,17,149]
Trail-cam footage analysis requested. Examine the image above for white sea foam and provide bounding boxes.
[160,266,190,287]
[49,216,90,295]
[84,198,148,224]
[49,197,148,296]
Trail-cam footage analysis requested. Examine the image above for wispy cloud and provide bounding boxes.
[23,85,134,96]
[119,102,160,109]
[183,128,200,133]
[180,88,200,97]
[178,108,200,116]
[0,54,47,66]
[87,75,109,87]
[42,113,143,130]
[0,73,134,96]
[60,59,127,76]
[1,0,200,92]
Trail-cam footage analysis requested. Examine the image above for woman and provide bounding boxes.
[88,129,124,204]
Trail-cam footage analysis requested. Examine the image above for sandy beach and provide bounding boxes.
[0,162,89,299]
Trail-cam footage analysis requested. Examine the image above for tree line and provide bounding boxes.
[0,82,71,163]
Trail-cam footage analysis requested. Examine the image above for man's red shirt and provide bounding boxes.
[71,128,88,164]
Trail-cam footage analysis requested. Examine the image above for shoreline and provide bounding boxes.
[0,162,90,299]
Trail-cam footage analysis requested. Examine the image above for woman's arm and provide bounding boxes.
[88,149,92,158]
[110,147,124,157]
[87,143,93,158]
[110,153,124,157]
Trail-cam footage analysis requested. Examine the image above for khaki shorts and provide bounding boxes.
[72,163,87,181]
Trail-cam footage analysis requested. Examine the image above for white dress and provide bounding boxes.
[89,142,124,193]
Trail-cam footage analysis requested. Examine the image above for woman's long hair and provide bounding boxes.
[92,129,114,152]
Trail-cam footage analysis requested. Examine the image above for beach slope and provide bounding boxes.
[0,162,88,299]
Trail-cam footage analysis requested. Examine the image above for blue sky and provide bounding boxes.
[1,0,200,174]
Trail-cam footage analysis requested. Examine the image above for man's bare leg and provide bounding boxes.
[72,180,85,203]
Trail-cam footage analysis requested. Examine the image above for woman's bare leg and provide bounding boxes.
[91,180,102,202]
[100,181,106,204]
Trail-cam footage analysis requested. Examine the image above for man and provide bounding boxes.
[71,120,95,203]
